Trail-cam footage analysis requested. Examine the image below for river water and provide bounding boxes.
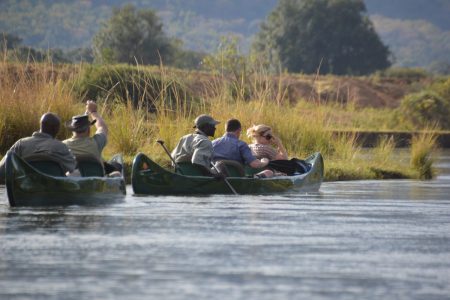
[0,152,449,300]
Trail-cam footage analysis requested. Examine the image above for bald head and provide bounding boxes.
[40,113,60,138]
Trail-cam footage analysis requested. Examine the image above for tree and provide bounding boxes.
[1,32,22,51]
[252,0,391,75]
[93,4,173,65]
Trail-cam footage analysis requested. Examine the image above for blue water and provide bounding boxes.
[0,153,449,300]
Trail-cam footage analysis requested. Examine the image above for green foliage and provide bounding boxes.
[202,36,252,100]
[73,64,190,112]
[6,47,71,63]
[429,77,450,102]
[253,0,391,75]
[202,37,247,75]
[427,61,450,76]
[374,67,429,81]
[1,32,22,51]
[64,48,94,63]
[172,50,205,70]
[93,4,174,65]
[399,91,450,129]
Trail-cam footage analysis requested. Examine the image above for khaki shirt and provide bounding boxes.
[171,130,213,169]
[63,133,107,163]
[0,132,77,177]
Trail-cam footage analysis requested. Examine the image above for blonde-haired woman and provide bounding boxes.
[246,124,288,178]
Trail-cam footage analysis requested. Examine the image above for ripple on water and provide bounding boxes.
[1,154,450,299]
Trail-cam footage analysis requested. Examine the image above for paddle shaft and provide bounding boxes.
[211,163,238,195]
[156,140,184,175]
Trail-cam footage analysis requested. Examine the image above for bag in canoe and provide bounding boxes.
[268,158,311,175]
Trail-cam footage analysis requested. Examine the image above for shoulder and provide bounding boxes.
[62,137,74,144]
[212,136,225,146]
[93,132,107,144]
[249,143,277,157]
[193,134,212,147]
[238,139,249,147]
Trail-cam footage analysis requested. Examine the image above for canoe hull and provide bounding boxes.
[5,152,126,207]
[132,152,324,195]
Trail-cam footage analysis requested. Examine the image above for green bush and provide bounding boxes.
[73,64,190,112]
[430,77,450,103]
[399,90,450,129]
[375,67,429,82]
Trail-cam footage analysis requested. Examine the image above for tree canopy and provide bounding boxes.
[93,4,173,65]
[252,0,391,75]
[1,32,22,50]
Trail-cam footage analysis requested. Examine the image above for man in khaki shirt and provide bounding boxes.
[63,101,119,174]
[171,114,220,176]
[63,101,107,162]
[0,113,77,182]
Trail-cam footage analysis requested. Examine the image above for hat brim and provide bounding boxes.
[65,119,96,131]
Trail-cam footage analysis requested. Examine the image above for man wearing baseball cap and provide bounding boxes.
[171,114,221,176]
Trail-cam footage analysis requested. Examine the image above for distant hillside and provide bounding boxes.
[365,0,450,30]
[371,15,450,68]
[1,0,449,69]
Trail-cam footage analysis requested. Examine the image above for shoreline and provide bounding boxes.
[332,131,450,148]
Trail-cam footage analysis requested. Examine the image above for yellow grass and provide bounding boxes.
[410,131,437,179]
[0,61,437,180]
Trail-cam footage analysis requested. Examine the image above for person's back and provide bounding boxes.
[171,115,220,171]
[213,133,249,164]
[213,119,269,169]
[0,112,76,182]
[172,132,212,168]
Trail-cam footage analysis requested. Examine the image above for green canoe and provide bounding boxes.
[131,152,324,195]
[5,151,126,207]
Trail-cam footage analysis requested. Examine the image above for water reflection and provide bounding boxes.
[0,152,449,299]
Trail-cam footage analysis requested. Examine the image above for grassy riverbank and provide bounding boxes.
[0,62,440,181]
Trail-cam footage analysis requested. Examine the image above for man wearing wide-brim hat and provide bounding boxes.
[63,100,108,168]
[171,114,221,176]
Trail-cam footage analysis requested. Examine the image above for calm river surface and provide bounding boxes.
[1,152,449,300]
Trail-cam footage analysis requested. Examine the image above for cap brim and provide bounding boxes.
[193,120,220,128]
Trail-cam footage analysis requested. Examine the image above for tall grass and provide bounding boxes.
[410,132,437,179]
[0,61,438,180]
[105,99,149,156]
[0,62,80,153]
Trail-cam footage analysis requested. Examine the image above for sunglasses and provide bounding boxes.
[264,134,273,140]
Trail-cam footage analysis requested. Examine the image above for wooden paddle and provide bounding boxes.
[156,139,184,175]
[210,162,238,195]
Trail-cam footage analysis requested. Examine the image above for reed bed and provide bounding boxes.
[0,61,438,180]
[410,131,438,179]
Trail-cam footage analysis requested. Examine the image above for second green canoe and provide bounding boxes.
[131,152,324,195]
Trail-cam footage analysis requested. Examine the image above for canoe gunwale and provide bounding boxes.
[5,151,126,207]
[131,152,324,195]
